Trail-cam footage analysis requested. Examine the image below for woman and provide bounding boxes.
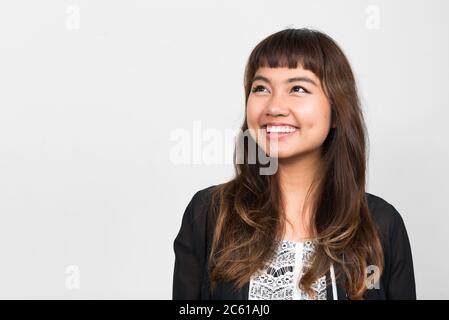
[172,28,416,300]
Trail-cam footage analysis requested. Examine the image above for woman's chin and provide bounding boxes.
[265,149,298,159]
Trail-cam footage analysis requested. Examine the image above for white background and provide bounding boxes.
[0,0,448,299]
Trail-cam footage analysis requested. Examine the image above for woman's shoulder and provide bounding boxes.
[365,192,409,241]
[364,192,416,299]
[188,184,220,207]
[186,187,410,240]
[182,184,221,221]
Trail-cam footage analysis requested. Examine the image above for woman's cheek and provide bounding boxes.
[246,105,259,136]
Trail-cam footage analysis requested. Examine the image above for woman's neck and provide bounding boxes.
[277,149,323,240]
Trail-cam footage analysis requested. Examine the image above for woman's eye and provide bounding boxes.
[251,85,268,93]
[291,85,308,94]
[251,85,308,94]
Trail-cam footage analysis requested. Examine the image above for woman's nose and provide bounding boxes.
[265,96,290,117]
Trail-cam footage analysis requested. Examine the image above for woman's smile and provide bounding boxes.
[264,125,299,140]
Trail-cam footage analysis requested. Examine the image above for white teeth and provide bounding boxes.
[266,126,297,133]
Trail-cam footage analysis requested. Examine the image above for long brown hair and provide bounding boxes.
[207,28,384,300]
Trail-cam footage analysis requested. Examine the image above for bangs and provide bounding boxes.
[248,28,326,80]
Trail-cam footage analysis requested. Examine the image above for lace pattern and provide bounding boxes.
[248,239,327,300]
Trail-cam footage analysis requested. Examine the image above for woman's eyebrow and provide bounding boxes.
[252,75,318,87]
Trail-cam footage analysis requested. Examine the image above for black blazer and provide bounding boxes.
[172,185,416,300]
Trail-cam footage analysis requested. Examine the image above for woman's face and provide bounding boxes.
[246,66,334,160]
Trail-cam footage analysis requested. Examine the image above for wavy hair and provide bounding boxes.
[207,28,384,300]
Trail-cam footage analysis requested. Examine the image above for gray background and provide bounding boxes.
[0,0,447,299]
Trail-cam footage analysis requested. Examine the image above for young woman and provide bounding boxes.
[172,28,416,300]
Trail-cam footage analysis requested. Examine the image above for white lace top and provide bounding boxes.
[248,239,327,300]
